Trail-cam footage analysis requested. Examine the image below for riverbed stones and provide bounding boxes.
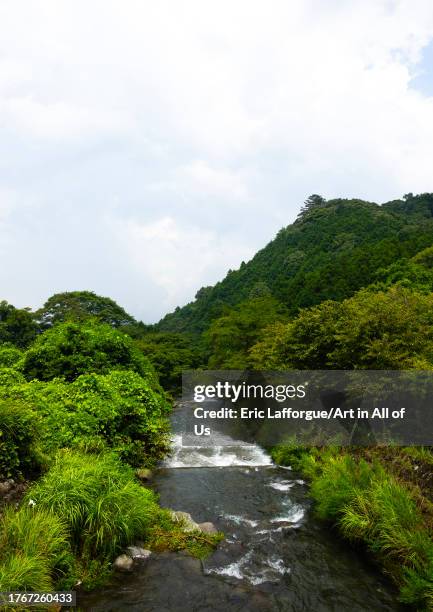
[126,546,152,560]
[170,510,218,534]
[170,510,201,532]
[198,522,218,534]
[113,554,134,571]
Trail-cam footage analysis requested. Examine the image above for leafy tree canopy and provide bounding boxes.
[21,320,157,383]
[0,301,37,348]
[136,331,202,392]
[203,295,288,369]
[36,291,136,330]
[250,286,433,370]
[158,194,433,335]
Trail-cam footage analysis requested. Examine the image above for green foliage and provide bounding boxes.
[0,344,23,368]
[158,195,433,334]
[0,506,73,592]
[297,193,327,219]
[21,320,157,383]
[0,401,41,479]
[146,508,224,559]
[35,290,136,330]
[27,450,159,557]
[203,296,288,369]
[252,286,433,370]
[412,245,433,268]
[0,301,37,348]
[0,367,26,388]
[273,447,433,608]
[136,331,201,392]
[310,455,381,520]
[0,370,170,466]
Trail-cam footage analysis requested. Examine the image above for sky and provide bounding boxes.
[1,0,433,323]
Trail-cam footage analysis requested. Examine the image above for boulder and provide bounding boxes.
[198,522,218,534]
[170,510,200,532]
[126,546,152,560]
[113,554,133,571]
[0,481,12,495]
[136,468,153,481]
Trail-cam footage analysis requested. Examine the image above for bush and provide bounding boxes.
[21,320,158,383]
[27,450,159,556]
[0,367,26,388]
[0,401,41,478]
[0,370,170,466]
[0,506,72,591]
[0,345,23,368]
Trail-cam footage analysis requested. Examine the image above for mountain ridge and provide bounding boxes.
[157,194,433,334]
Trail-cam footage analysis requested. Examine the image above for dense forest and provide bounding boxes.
[1,193,433,607]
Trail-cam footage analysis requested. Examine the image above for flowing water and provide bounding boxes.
[79,403,403,611]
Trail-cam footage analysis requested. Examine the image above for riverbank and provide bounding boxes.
[0,448,222,596]
[271,444,433,609]
[80,402,399,611]
[0,324,224,601]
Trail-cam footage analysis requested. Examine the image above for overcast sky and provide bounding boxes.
[1,0,433,322]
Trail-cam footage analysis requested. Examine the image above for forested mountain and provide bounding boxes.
[157,193,433,334]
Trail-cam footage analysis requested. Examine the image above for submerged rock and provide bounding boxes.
[113,554,133,571]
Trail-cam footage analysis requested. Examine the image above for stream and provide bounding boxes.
[79,403,403,611]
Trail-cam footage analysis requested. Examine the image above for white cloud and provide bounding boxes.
[0,0,433,319]
[111,215,254,312]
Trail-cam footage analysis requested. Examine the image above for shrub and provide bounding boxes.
[0,367,26,388]
[0,401,41,478]
[21,320,158,383]
[0,370,170,467]
[0,345,23,368]
[0,371,169,466]
[27,450,159,556]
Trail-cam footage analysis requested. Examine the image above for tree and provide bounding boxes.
[204,296,288,369]
[136,332,201,392]
[298,194,327,218]
[250,286,433,370]
[35,291,136,330]
[0,301,37,348]
[21,320,158,383]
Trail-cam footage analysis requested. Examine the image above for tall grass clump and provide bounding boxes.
[289,449,433,609]
[310,455,382,520]
[0,506,72,591]
[27,450,159,556]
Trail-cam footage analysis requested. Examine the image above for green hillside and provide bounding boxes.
[157,193,433,334]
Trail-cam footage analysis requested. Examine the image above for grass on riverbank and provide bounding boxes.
[0,450,221,594]
[272,444,433,610]
[0,506,73,592]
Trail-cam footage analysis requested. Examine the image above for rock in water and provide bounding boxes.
[113,554,133,571]
[198,522,218,534]
[136,468,153,481]
[170,510,200,532]
[126,546,152,560]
